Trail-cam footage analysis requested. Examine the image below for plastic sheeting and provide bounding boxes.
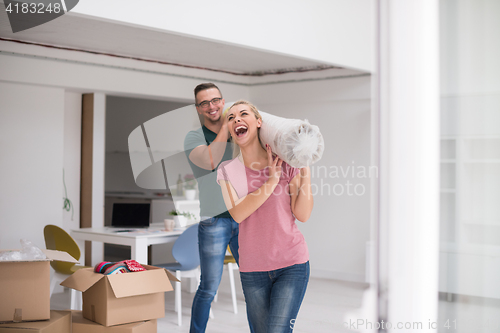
[0,239,47,261]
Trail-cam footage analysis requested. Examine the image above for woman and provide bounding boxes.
[216,100,313,333]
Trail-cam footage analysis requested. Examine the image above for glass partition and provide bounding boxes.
[438,0,500,331]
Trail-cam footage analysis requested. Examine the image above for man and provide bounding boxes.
[184,83,239,333]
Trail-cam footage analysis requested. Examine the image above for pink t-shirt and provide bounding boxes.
[217,157,309,272]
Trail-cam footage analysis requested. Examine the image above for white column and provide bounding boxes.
[91,93,106,265]
[378,1,440,332]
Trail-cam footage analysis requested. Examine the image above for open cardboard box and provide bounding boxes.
[0,310,72,332]
[61,265,178,327]
[0,249,78,323]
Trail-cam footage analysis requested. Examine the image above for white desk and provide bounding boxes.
[71,224,184,265]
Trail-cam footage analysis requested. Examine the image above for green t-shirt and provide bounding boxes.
[184,126,233,218]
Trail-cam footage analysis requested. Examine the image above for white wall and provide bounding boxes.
[62,92,82,233]
[0,82,65,250]
[251,75,372,281]
[71,0,374,72]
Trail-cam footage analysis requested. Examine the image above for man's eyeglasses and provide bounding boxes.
[196,97,222,109]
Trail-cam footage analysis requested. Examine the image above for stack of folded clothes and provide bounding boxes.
[94,259,146,275]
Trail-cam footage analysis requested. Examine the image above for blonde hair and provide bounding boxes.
[227,100,263,158]
[228,100,262,121]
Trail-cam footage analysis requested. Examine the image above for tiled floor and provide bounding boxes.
[51,269,368,332]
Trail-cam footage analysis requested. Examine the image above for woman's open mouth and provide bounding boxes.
[234,125,248,137]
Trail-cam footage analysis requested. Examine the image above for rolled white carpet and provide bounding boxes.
[258,111,324,168]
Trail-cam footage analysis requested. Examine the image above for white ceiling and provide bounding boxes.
[0,10,362,77]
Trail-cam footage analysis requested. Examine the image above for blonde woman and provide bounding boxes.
[217,100,313,333]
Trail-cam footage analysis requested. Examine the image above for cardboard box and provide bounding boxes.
[61,265,176,327]
[0,250,78,323]
[0,310,71,333]
[72,311,157,333]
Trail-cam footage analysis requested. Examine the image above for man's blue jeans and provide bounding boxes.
[190,217,239,333]
[240,262,310,333]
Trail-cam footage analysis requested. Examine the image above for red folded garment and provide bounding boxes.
[123,259,146,272]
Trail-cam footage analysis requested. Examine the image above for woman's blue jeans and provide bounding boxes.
[240,262,310,333]
[190,217,240,333]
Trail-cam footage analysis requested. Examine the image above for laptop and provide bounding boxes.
[111,203,151,228]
